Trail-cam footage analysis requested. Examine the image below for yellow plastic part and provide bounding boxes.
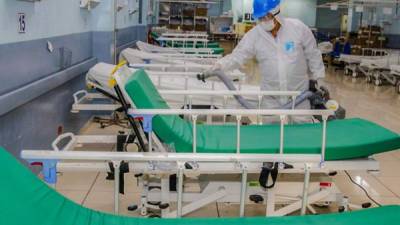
[108,60,127,87]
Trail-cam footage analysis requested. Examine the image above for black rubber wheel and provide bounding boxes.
[159,203,170,210]
[362,203,372,208]
[397,83,400,94]
[127,205,138,211]
[148,214,161,218]
[249,195,264,204]
[170,174,177,192]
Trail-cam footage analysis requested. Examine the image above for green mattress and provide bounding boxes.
[1,147,400,224]
[166,41,221,49]
[124,70,400,161]
[170,46,224,55]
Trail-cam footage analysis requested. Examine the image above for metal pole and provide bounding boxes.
[236,116,242,154]
[113,161,121,214]
[148,131,153,152]
[239,168,248,217]
[257,95,262,124]
[177,165,184,218]
[279,115,285,154]
[192,115,198,153]
[321,117,328,162]
[113,0,118,64]
[300,164,311,215]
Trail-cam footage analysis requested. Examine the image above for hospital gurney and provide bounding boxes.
[120,48,219,66]
[72,63,259,113]
[390,65,400,94]
[339,54,383,78]
[1,147,397,224]
[58,68,400,217]
[137,41,224,55]
[359,53,400,86]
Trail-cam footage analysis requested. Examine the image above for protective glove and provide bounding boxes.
[198,63,223,82]
[316,78,327,90]
[206,62,223,76]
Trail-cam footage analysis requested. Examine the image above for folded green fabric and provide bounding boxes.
[1,147,400,224]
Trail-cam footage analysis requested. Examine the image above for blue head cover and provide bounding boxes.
[253,0,281,20]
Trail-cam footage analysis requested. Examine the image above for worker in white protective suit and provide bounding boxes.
[213,0,325,122]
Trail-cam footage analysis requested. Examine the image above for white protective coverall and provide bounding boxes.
[217,18,325,114]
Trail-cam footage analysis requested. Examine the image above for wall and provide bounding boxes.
[0,0,148,159]
[357,5,400,48]
[344,3,400,48]
[230,0,317,27]
[281,0,317,27]
[315,0,348,37]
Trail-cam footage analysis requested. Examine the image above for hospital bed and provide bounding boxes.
[390,65,400,94]
[318,42,333,55]
[72,63,258,113]
[338,48,389,78]
[38,68,400,218]
[1,147,399,224]
[137,41,224,56]
[339,54,383,78]
[161,32,209,39]
[120,48,220,66]
[359,52,400,86]
[157,37,209,48]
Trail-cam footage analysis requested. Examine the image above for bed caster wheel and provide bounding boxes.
[185,162,193,170]
[147,201,161,206]
[328,171,338,176]
[352,73,357,78]
[375,79,382,86]
[249,195,264,204]
[127,205,138,211]
[159,203,170,210]
[362,203,372,208]
[313,202,331,208]
[338,206,346,213]
[344,69,349,75]
[148,214,161,218]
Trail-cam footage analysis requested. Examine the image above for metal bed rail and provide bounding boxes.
[127,108,333,163]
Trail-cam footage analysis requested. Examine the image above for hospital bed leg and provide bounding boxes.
[113,161,121,214]
[161,177,171,217]
[301,164,311,215]
[140,180,149,216]
[166,187,228,218]
[266,188,276,216]
[177,165,184,218]
[239,168,248,217]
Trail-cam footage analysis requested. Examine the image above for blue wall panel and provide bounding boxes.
[117,26,138,47]
[0,74,92,161]
[386,34,400,49]
[92,31,114,63]
[0,32,92,96]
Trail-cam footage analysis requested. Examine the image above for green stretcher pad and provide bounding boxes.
[1,147,400,224]
[124,70,400,161]
[167,41,221,49]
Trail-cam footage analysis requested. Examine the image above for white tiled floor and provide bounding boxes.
[55,67,400,217]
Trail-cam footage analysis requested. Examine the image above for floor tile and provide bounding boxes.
[56,172,98,191]
[91,172,141,193]
[58,190,87,205]
[333,174,394,197]
[375,177,400,196]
